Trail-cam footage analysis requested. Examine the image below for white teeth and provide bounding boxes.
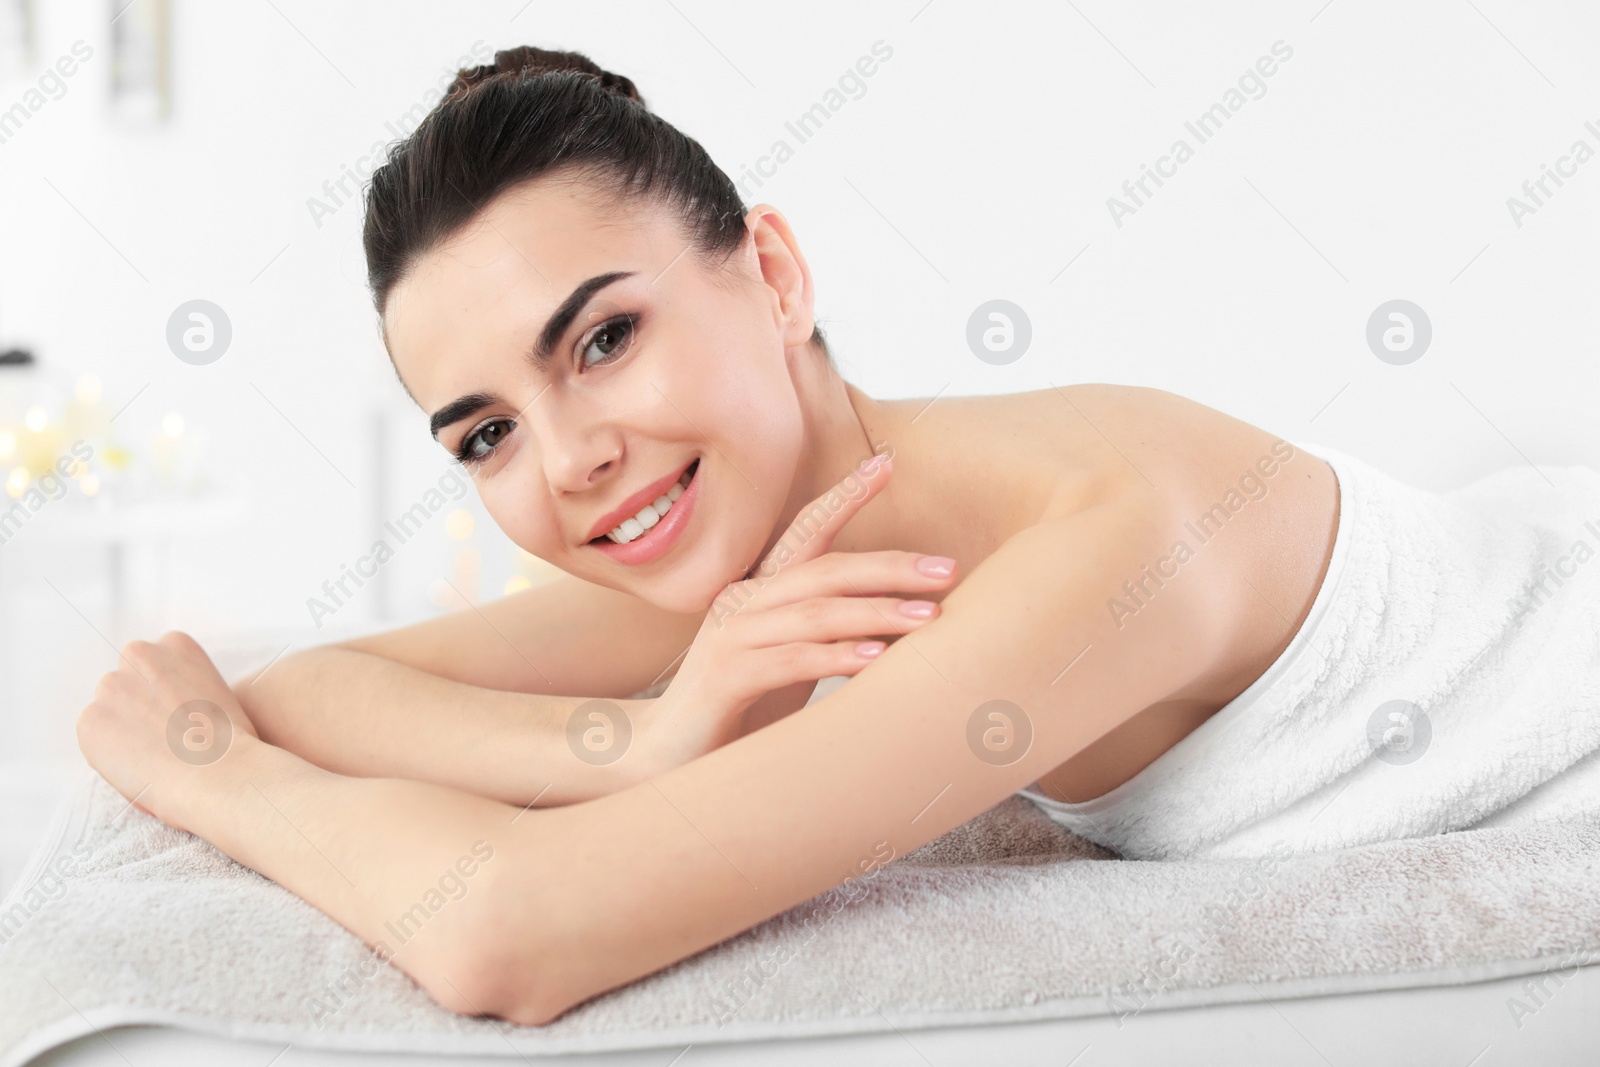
[603,466,696,544]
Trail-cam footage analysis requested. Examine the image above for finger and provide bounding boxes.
[119,639,155,669]
[751,452,893,579]
[748,639,888,692]
[727,549,956,613]
[94,669,139,702]
[736,594,940,648]
[158,630,203,655]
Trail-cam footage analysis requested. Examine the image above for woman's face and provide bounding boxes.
[384,178,817,614]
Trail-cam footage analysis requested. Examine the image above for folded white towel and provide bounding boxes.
[2,771,1599,1066]
[1018,442,1600,860]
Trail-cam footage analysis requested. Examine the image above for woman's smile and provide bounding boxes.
[585,458,702,566]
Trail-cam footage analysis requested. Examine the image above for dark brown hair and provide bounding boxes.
[362,45,829,358]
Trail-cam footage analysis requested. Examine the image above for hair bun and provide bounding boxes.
[447,46,645,106]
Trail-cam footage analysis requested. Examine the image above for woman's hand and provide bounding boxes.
[76,630,260,833]
[641,452,959,769]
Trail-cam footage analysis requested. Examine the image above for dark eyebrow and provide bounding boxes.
[531,269,638,368]
[430,392,498,439]
[428,270,638,439]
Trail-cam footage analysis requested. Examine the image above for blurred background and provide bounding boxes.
[0,0,1595,892]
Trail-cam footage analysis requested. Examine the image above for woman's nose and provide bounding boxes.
[523,403,622,495]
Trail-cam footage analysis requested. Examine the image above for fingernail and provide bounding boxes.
[859,454,889,475]
[916,555,955,577]
[855,641,886,658]
[899,600,936,618]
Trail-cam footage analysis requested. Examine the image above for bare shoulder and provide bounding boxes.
[883,380,1336,607]
[886,382,1329,513]
[334,572,705,699]
[1058,384,1341,643]
[876,383,1337,654]
[1017,382,1343,799]
[993,383,1329,506]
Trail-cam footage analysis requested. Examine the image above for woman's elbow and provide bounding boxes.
[424,961,565,1028]
[416,866,575,1027]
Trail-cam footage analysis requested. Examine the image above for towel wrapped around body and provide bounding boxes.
[1017,441,1600,861]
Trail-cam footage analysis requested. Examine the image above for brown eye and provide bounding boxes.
[580,315,635,369]
[459,418,514,464]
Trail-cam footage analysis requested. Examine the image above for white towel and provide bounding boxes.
[2,771,1599,1065]
[1017,442,1600,860]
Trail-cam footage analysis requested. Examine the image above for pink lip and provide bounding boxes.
[585,460,697,544]
[587,461,700,566]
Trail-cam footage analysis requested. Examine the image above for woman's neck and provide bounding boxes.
[752,348,918,568]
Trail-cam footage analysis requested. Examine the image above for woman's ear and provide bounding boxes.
[744,204,816,350]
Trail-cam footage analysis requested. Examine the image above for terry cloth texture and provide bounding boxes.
[1,770,1598,1064]
[1017,443,1600,861]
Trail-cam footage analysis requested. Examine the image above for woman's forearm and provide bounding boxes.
[232,647,657,806]
[185,734,541,1017]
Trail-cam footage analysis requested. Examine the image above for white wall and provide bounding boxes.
[1,0,1596,882]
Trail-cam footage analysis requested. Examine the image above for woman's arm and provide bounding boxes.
[233,573,705,806]
[77,632,557,1015]
[238,649,659,806]
[112,482,1231,1025]
[501,493,1236,1021]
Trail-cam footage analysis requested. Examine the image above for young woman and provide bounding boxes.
[75,47,1347,1024]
